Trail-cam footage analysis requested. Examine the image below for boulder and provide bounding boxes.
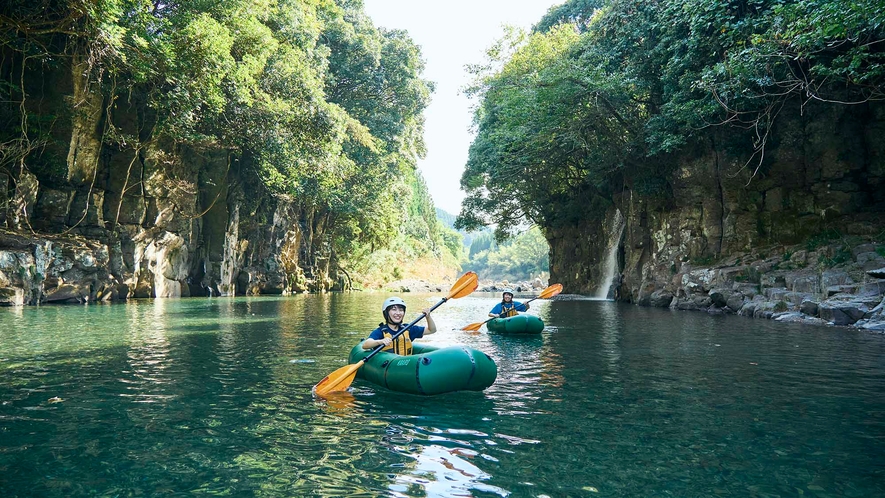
[0,287,24,306]
[648,289,674,307]
[799,300,819,317]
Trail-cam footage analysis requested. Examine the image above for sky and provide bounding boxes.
[362,0,562,215]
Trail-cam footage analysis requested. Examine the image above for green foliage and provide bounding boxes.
[805,229,842,251]
[463,226,550,281]
[691,254,717,266]
[438,207,491,255]
[469,232,496,259]
[439,226,464,260]
[819,245,852,267]
[534,0,604,33]
[0,0,451,287]
[458,0,885,242]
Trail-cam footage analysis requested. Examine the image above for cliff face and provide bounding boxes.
[0,52,337,305]
[548,100,885,329]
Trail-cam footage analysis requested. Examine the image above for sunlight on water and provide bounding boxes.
[2,293,884,497]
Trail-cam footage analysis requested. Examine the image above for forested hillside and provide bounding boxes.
[457,0,885,327]
[0,0,458,304]
[437,208,548,282]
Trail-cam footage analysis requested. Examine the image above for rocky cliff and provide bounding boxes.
[0,53,339,305]
[548,100,885,331]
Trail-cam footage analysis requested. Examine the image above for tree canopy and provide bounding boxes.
[456,0,885,237]
[1,0,459,286]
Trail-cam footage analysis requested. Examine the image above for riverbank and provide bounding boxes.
[627,241,885,333]
[2,226,882,332]
[379,277,547,295]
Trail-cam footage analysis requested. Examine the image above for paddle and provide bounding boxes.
[461,283,563,332]
[312,271,479,397]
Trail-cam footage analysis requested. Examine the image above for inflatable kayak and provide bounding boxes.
[347,342,497,395]
[487,314,545,334]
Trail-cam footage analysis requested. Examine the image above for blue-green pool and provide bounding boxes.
[1,294,883,496]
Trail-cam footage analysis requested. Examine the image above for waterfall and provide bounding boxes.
[595,209,626,300]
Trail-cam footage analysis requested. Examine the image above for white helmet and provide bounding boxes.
[382,297,406,312]
[502,289,514,298]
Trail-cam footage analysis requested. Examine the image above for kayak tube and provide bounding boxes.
[487,314,545,334]
[347,342,497,395]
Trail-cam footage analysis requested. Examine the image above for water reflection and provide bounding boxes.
[121,299,173,403]
[598,300,623,374]
[318,390,358,412]
[384,425,510,498]
[2,294,885,497]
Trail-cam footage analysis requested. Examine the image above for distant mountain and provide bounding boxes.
[436,207,490,249]
[436,208,457,229]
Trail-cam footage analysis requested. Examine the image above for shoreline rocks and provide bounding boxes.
[652,252,885,332]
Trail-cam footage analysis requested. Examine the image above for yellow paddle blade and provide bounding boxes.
[461,321,485,332]
[448,271,478,299]
[538,283,563,299]
[312,360,364,397]
[314,272,476,397]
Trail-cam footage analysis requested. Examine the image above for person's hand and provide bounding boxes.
[496,313,502,318]
[421,308,431,315]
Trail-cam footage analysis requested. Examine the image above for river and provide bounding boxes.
[1,293,883,497]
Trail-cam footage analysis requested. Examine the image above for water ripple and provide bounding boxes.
[1,295,884,497]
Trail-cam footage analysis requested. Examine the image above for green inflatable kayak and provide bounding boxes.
[487,314,545,334]
[347,342,497,395]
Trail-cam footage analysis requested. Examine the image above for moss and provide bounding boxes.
[805,229,841,251]
[818,245,852,267]
[692,254,716,266]
[774,301,788,312]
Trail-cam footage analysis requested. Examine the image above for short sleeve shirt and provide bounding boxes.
[368,324,425,341]
[489,301,527,315]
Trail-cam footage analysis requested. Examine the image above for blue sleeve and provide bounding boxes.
[514,301,527,312]
[368,327,383,340]
[489,303,503,314]
[408,325,425,340]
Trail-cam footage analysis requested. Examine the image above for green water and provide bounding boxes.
[1,294,883,497]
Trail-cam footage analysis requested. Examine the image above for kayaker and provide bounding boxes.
[363,297,436,355]
[488,289,529,318]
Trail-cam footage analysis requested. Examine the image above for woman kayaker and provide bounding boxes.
[488,290,529,318]
[363,297,436,355]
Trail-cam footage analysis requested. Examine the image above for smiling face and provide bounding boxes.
[386,304,406,324]
[503,293,513,303]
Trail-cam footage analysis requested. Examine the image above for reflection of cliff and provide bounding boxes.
[378,423,509,498]
[485,325,566,415]
[391,444,508,497]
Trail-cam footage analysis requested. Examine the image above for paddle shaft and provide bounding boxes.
[362,297,449,363]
